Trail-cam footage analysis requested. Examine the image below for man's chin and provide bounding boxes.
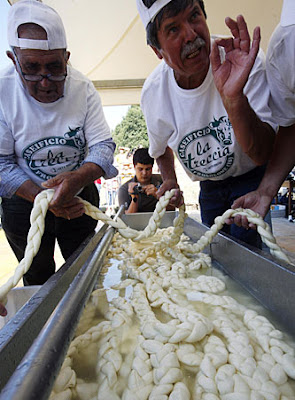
[33,91,61,103]
[139,179,150,185]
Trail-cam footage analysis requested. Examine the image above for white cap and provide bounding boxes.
[136,0,173,28]
[281,0,295,27]
[7,0,67,50]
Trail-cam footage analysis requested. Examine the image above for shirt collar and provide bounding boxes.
[281,0,295,27]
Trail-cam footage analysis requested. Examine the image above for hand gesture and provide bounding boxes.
[210,15,260,101]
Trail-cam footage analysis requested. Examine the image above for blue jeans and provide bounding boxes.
[199,166,266,249]
[2,184,99,285]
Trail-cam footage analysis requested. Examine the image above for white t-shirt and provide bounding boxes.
[0,65,111,187]
[266,0,295,127]
[141,41,276,182]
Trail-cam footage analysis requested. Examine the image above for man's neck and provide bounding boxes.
[174,64,210,90]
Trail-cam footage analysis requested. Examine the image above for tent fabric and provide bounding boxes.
[8,0,283,105]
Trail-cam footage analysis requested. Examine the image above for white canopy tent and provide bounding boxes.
[8,0,283,105]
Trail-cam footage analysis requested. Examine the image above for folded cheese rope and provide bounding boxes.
[0,189,292,306]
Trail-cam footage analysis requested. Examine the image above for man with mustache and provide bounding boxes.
[136,0,276,247]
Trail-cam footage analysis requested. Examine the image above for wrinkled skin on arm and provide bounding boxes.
[16,163,104,220]
[156,147,184,208]
[210,15,275,165]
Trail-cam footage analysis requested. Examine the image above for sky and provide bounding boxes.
[0,0,129,131]
[103,105,130,131]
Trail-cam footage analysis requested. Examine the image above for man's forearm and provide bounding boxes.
[41,162,106,210]
[155,147,183,207]
[9,164,103,203]
[125,195,139,214]
[83,140,118,179]
[156,147,178,183]
[223,95,275,166]
[15,180,42,203]
[74,162,104,190]
[257,125,295,198]
[0,154,32,198]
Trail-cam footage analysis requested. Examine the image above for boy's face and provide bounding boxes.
[134,163,153,185]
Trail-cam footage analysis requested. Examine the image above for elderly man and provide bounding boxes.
[0,0,117,301]
[136,0,276,247]
[118,148,165,213]
[230,0,295,228]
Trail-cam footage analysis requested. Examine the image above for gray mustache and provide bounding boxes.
[181,37,206,59]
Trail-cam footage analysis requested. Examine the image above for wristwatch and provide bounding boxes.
[132,196,138,203]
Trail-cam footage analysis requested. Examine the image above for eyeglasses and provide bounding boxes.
[13,51,67,82]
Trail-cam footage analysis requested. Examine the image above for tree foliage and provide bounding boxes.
[112,105,149,152]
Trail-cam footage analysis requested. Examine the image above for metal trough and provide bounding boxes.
[0,209,294,399]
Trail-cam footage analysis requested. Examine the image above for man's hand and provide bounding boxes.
[48,198,85,220]
[42,163,103,219]
[210,16,274,165]
[143,184,158,198]
[0,303,7,317]
[43,171,83,205]
[128,182,139,194]
[125,182,139,214]
[42,171,85,219]
[210,15,260,102]
[226,189,272,229]
[156,179,184,208]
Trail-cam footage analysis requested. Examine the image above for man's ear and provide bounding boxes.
[65,51,70,63]
[6,50,16,66]
[150,45,163,60]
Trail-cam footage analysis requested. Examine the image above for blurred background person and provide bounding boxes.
[118,148,174,213]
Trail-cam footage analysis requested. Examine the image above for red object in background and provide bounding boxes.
[95,178,102,184]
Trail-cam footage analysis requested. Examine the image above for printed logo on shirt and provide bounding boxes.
[22,127,86,181]
[177,116,234,178]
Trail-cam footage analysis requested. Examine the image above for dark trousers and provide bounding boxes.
[2,184,99,285]
[199,166,267,249]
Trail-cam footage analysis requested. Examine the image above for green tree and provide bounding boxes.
[112,105,149,152]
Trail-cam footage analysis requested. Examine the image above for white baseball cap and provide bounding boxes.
[136,0,173,28]
[7,0,67,50]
